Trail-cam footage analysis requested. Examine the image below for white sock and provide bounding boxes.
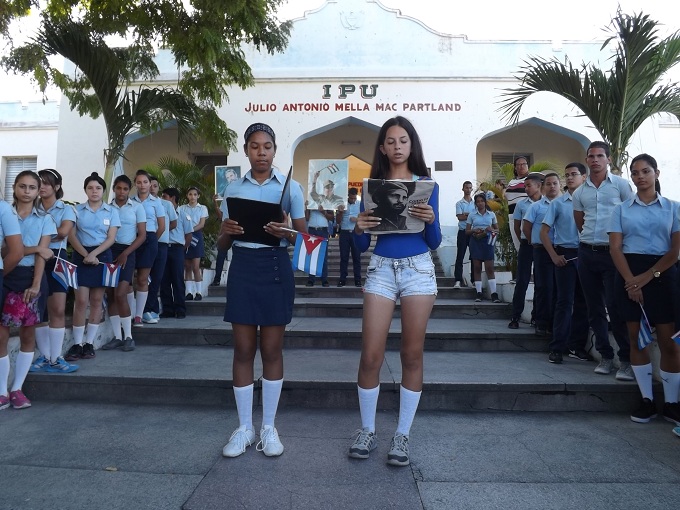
[11,351,34,392]
[121,316,132,340]
[127,292,136,315]
[109,315,122,340]
[35,326,50,360]
[85,324,100,345]
[48,327,66,363]
[488,278,497,293]
[632,363,654,401]
[184,281,193,296]
[0,356,9,396]
[72,325,86,345]
[660,370,680,403]
[234,384,254,431]
[358,385,380,433]
[135,291,148,318]
[262,378,283,428]
[475,280,482,293]
[195,280,202,296]
[396,385,422,437]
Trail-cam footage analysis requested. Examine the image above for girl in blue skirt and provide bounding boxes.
[179,187,208,301]
[466,193,499,303]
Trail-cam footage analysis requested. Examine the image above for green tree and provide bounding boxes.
[1,0,291,186]
[498,10,680,173]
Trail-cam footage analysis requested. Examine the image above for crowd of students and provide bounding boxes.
[0,168,208,410]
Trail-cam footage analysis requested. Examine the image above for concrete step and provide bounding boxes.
[24,346,642,412]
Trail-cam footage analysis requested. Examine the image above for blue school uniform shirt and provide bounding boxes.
[572,171,633,245]
[455,197,475,231]
[179,203,209,233]
[111,199,146,245]
[307,209,328,229]
[0,201,22,271]
[39,200,77,250]
[524,196,554,245]
[168,206,192,245]
[340,201,360,231]
[542,193,579,249]
[131,194,166,233]
[159,198,177,243]
[17,207,57,267]
[466,208,497,230]
[609,193,680,255]
[220,169,305,249]
[74,202,121,247]
[512,196,539,240]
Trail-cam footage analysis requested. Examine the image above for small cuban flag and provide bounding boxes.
[672,329,680,346]
[292,232,328,277]
[487,231,497,246]
[638,304,654,350]
[101,263,121,287]
[52,258,78,290]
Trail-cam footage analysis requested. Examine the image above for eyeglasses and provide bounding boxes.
[565,172,582,178]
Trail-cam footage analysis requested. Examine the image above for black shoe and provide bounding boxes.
[101,337,124,350]
[122,337,136,352]
[64,344,83,361]
[530,318,536,327]
[355,281,362,287]
[159,311,175,319]
[322,281,330,287]
[175,312,186,319]
[508,319,519,329]
[337,281,346,287]
[630,398,657,423]
[194,293,203,301]
[474,292,482,302]
[491,292,500,303]
[568,349,591,361]
[209,281,220,287]
[186,293,194,301]
[81,343,95,359]
[306,281,314,287]
[663,402,680,426]
[548,351,563,364]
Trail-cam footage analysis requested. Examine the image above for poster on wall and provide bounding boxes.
[307,159,348,210]
[215,166,241,199]
[362,178,434,234]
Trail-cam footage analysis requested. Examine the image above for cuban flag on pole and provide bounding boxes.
[638,304,654,350]
[101,263,121,287]
[672,329,680,346]
[487,231,497,246]
[292,232,328,277]
[52,258,78,290]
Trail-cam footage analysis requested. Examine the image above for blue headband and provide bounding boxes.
[244,123,276,144]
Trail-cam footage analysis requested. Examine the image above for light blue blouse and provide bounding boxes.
[0,201,22,271]
[542,193,579,249]
[17,207,57,267]
[74,202,121,247]
[39,200,77,250]
[524,196,554,245]
[131,194,166,233]
[512,196,539,240]
[159,198,178,243]
[466,209,497,230]
[111,199,146,245]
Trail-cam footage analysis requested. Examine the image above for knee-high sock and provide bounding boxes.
[475,280,482,293]
[488,278,497,293]
[121,316,132,340]
[135,291,148,319]
[234,384,253,431]
[358,385,380,433]
[109,315,122,340]
[262,378,283,428]
[11,351,34,392]
[0,355,9,396]
[396,385,422,437]
[660,370,680,403]
[632,363,654,401]
[48,327,66,363]
[85,324,99,345]
[72,325,85,346]
[35,326,50,360]
[127,292,136,316]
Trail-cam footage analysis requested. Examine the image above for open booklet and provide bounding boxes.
[363,178,435,234]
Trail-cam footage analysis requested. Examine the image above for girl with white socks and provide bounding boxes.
[609,153,680,431]
[30,169,78,374]
[179,187,208,301]
[350,117,442,466]
[218,123,306,458]
[466,193,500,303]
[0,171,56,409]
[65,173,120,362]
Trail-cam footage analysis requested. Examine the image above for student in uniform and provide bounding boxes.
[350,116,441,467]
[0,171,56,409]
[453,181,475,289]
[179,187,208,301]
[160,187,190,319]
[101,175,146,352]
[218,123,306,458]
[65,172,120,361]
[465,193,500,303]
[30,169,78,373]
[608,153,680,428]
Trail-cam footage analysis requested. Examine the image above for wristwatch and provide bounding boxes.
[651,267,661,278]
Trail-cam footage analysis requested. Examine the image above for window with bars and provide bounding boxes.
[3,157,37,203]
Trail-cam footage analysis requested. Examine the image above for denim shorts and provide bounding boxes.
[364,252,437,301]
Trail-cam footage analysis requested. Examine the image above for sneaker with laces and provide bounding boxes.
[663,402,680,426]
[10,389,31,409]
[122,338,136,352]
[548,351,563,364]
[81,343,95,359]
[142,312,158,324]
[0,394,9,410]
[453,281,461,289]
[45,357,79,373]
[508,319,519,330]
[337,281,345,287]
[568,349,591,361]
[29,355,50,373]
[387,433,410,466]
[630,398,657,423]
[594,358,613,375]
[616,362,635,381]
[257,425,284,457]
[102,337,124,350]
[64,344,83,361]
[491,292,501,303]
[474,292,483,302]
[222,426,256,458]
[133,316,144,327]
[348,428,377,459]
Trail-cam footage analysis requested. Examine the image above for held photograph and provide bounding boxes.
[363,178,435,234]
[307,159,349,210]
[214,166,241,199]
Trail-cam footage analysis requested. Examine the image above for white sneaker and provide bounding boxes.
[453,281,461,289]
[616,362,635,381]
[594,358,614,375]
[222,426,256,458]
[257,425,284,457]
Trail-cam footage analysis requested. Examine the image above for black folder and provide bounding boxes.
[226,197,283,246]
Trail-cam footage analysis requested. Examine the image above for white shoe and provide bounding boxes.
[257,425,284,457]
[222,426,256,458]
[453,281,461,289]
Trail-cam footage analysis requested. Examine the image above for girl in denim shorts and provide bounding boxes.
[349,116,442,466]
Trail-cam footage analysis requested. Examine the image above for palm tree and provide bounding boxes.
[498,10,680,173]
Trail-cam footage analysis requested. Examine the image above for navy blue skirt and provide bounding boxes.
[135,231,158,269]
[46,249,67,295]
[469,234,494,261]
[111,243,136,283]
[224,246,294,326]
[185,230,205,259]
[72,247,113,288]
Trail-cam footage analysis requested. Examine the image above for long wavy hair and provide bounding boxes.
[370,116,429,179]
